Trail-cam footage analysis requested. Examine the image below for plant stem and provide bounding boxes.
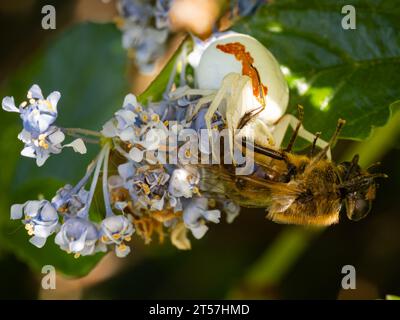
[102,144,114,217]
[63,127,103,138]
[79,146,107,219]
[65,132,100,144]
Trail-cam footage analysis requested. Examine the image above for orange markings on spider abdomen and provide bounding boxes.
[216,42,268,98]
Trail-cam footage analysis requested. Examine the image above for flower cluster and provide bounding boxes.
[100,89,237,249]
[116,0,175,73]
[2,85,86,166]
[10,144,135,258]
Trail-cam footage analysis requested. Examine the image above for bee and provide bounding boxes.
[198,108,387,226]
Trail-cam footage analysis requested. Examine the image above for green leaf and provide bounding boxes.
[0,22,129,277]
[138,40,190,104]
[235,0,400,141]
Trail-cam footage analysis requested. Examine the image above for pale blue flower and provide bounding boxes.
[17,126,86,167]
[102,94,139,140]
[183,198,221,239]
[118,0,153,26]
[18,126,65,166]
[52,184,90,217]
[55,217,103,258]
[2,85,86,166]
[100,215,135,258]
[2,84,60,137]
[118,161,170,212]
[134,27,168,73]
[117,0,172,73]
[155,0,174,29]
[11,200,59,248]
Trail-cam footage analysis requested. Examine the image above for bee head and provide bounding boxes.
[338,155,387,221]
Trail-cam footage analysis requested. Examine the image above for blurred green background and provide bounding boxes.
[0,0,399,300]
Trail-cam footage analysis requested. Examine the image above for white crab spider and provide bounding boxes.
[174,33,331,159]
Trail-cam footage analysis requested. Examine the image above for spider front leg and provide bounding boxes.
[273,113,332,160]
[205,73,252,161]
[169,86,216,101]
[186,94,216,122]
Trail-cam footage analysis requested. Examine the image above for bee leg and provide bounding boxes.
[313,119,346,162]
[284,105,304,152]
[273,113,332,159]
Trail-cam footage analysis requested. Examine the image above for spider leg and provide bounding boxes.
[169,86,215,100]
[204,80,232,160]
[273,113,331,159]
[186,94,216,122]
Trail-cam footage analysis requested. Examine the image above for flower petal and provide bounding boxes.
[2,96,19,113]
[28,84,44,100]
[115,244,131,258]
[123,94,138,108]
[46,91,61,112]
[10,204,24,219]
[119,127,135,141]
[48,130,65,145]
[29,236,47,248]
[202,210,221,224]
[70,230,88,253]
[24,201,41,217]
[170,223,191,250]
[21,146,36,158]
[129,147,143,162]
[64,139,87,154]
[40,202,58,221]
[190,224,208,239]
[101,120,117,137]
[118,162,135,180]
[36,152,50,167]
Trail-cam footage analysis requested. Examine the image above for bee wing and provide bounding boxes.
[197,164,303,210]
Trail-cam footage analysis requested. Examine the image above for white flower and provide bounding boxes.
[183,198,221,239]
[11,200,59,248]
[222,200,241,223]
[55,217,102,258]
[100,215,134,258]
[168,168,199,198]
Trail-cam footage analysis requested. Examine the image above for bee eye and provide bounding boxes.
[347,198,372,221]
